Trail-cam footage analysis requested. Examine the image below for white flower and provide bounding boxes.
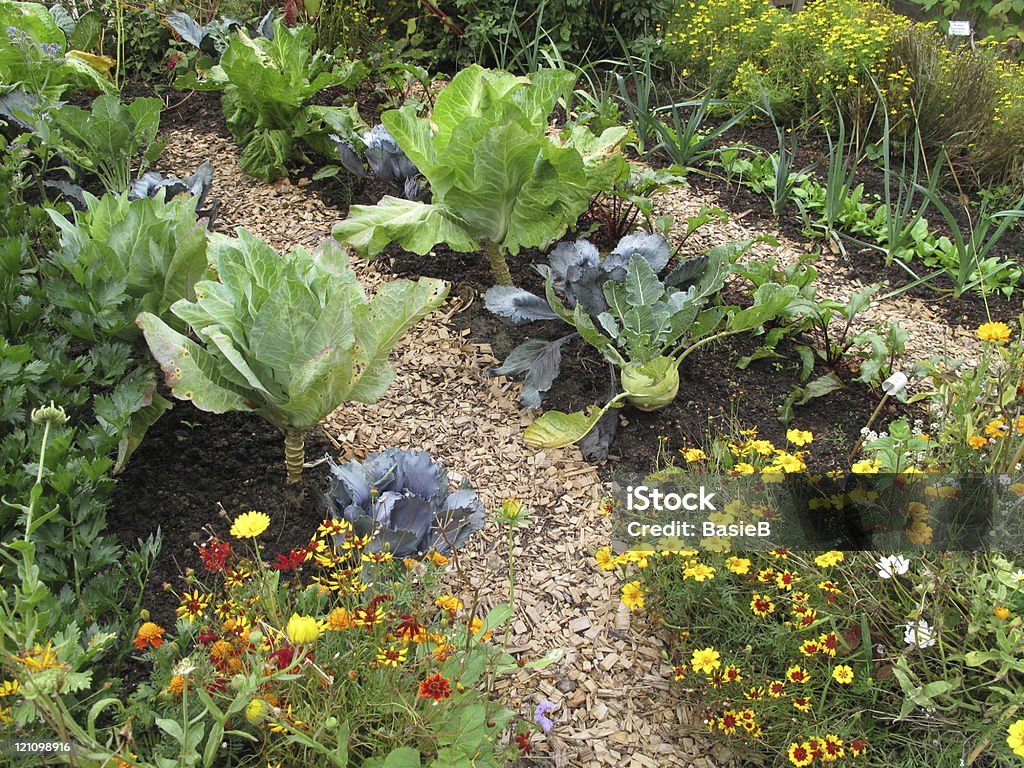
[876,554,911,579]
[904,619,937,649]
[1011,569,1024,583]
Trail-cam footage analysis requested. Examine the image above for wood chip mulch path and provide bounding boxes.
[157,126,719,766]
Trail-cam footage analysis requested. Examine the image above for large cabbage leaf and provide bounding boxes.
[333,65,628,285]
[138,232,449,481]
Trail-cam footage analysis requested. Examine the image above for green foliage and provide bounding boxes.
[137,230,448,480]
[106,0,175,84]
[735,257,907,423]
[526,241,794,447]
[174,19,367,181]
[45,192,212,345]
[907,0,1024,44]
[415,0,675,70]
[0,0,115,96]
[333,65,629,285]
[49,94,165,194]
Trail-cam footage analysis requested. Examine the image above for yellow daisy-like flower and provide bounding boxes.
[731,462,756,475]
[595,546,617,571]
[814,551,845,567]
[375,645,408,667]
[984,419,1009,438]
[435,595,463,615]
[230,510,270,539]
[851,459,881,474]
[967,435,989,450]
[994,605,1010,620]
[690,647,721,675]
[682,562,716,582]
[978,321,1012,343]
[786,429,813,446]
[906,519,933,545]
[0,680,20,697]
[832,665,855,684]
[725,556,751,575]
[176,590,211,624]
[1007,719,1024,757]
[621,580,646,610]
[681,447,707,462]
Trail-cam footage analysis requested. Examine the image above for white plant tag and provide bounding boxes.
[948,20,972,36]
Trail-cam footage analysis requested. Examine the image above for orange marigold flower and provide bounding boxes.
[166,674,186,695]
[968,435,989,450]
[134,622,165,650]
[418,672,452,702]
[995,605,1011,620]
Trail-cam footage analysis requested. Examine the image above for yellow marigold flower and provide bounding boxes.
[133,621,166,650]
[435,595,463,615]
[906,501,928,520]
[230,510,270,539]
[851,459,881,474]
[773,453,807,473]
[469,617,493,641]
[165,674,186,695]
[286,614,320,644]
[995,605,1011,620]
[428,552,449,567]
[731,462,756,475]
[725,556,751,575]
[323,607,354,631]
[1011,483,1024,496]
[595,546,617,571]
[683,562,716,582]
[985,419,1009,438]
[978,321,1012,343]
[786,429,813,446]
[1014,415,1024,432]
[621,580,646,610]
[690,647,721,675]
[1007,719,1024,756]
[814,550,845,567]
[832,664,855,684]
[749,439,775,456]
[905,519,933,545]
[681,447,707,462]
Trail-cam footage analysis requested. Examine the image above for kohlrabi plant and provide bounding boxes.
[174,18,366,182]
[485,232,678,409]
[332,64,629,286]
[137,231,449,484]
[522,241,797,450]
[49,94,164,193]
[323,449,486,557]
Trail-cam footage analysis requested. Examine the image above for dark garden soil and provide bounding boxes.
[108,402,333,635]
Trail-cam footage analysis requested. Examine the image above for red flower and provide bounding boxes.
[514,732,533,754]
[198,540,231,572]
[268,645,295,670]
[165,52,183,72]
[417,673,452,702]
[207,677,228,693]
[197,630,218,645]
[271,547,309,571]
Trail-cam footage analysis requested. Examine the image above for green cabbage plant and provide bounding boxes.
[524,240,798,450]
[332,64,629,286]
[174,17,366,182]
[137,231,449,483]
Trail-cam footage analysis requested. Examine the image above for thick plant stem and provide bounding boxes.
[284,429,305,485]
[483,240,512,287]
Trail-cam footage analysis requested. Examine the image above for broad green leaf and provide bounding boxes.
[623,254,664,306]
[333,196,477,257]
[524,400,623,449]
[239,128,293,182]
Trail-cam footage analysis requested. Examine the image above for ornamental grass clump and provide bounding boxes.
[126,511,522,766]
[138,230,448,483]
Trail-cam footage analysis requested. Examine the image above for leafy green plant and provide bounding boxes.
[48,94,165,194]
[0,0,115,97]
[652,91,750,173]
[45,191,212,345]
[174,18,367,182]
[333,64,629,286]
[586,164,684,240]
[735,257,908,423]
[523,240,794,449]
[138,231,449,483]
